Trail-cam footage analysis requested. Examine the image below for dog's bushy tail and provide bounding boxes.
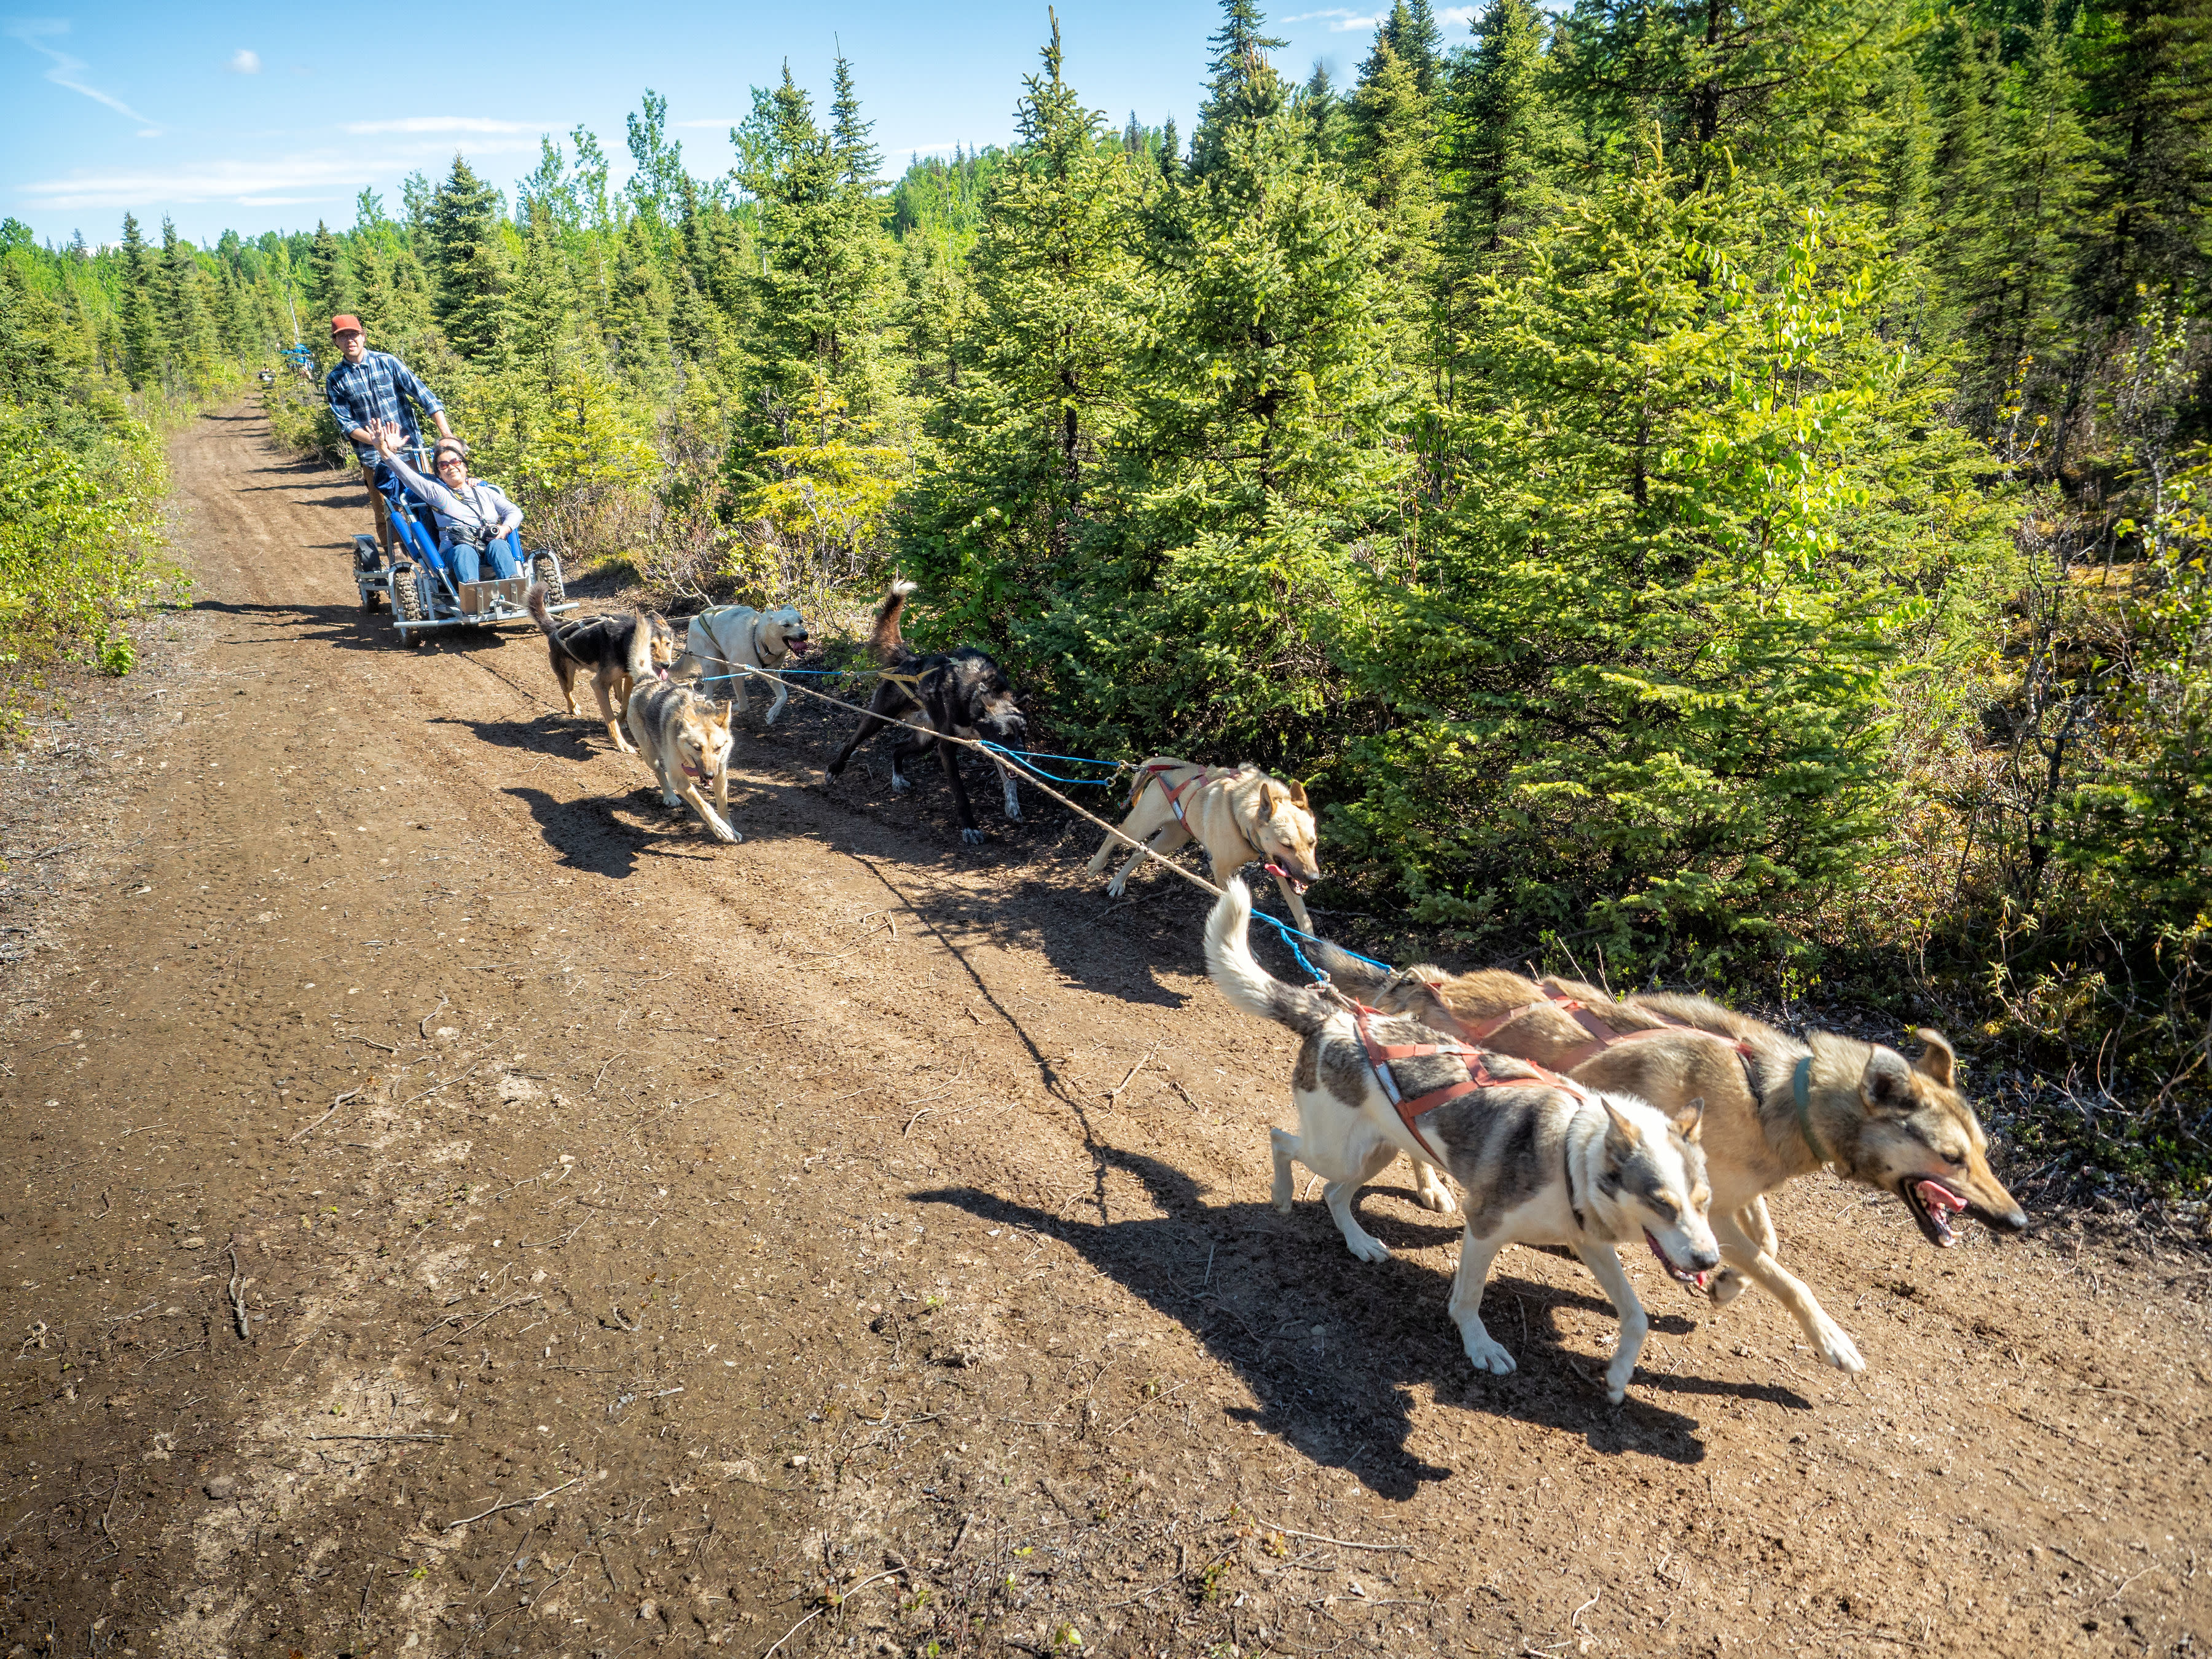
[526,582,562,641]
[869,579,918,664]
[626,608,655,684]
[1206,878,1333,1037]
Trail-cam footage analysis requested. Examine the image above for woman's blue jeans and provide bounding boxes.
[448,531,524,582]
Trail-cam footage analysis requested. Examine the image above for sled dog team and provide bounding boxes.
[528,577,2028,1406]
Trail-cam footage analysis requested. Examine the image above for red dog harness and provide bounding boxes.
[1350,1002,1585,1159]
[1449,989,1757,1085]
[1132,760,1221,825]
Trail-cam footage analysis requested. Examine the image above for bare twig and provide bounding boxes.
[418,995,449,1041]
[442,1477,584,1531]
[288,1086,362,1143]
[225,1242,251,1341]
[1250,1520,1414,1555]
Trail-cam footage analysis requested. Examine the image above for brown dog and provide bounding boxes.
[1086,758,1322,933]
[1306,946,2028,1375]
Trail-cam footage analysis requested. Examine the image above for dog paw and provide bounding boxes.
[1413,1167,1459,1214]
[961,827,986,846]
[1460,1332,1516,1375]
[1604,1375,1631,1406]
[888,772,912,796]
[1344,1232,1391,1265]
[1811,1319,1865,1373]
[1105,877,1128,898]
[1707,1268,1749,1306]
[1003,802,1022,822]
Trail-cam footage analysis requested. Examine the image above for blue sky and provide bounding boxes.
[3,0,1477,246]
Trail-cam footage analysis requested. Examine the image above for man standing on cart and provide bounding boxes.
[323,315,453,570]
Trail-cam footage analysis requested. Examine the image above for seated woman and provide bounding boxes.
[371,423,525,582]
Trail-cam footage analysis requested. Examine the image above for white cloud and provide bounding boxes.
[227,48,261,74]
[1438,5,1479,28]
[342,116,542,135]
[1284,7,1388,26]
[17,138,539,210]
[6,17,161,133]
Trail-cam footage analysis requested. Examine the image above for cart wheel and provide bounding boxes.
[391,567,427,630]
[531,553,565,606]
[361,584,383,613]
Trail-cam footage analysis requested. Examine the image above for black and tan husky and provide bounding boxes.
[825,580,1027,845]
[527,584,677,753]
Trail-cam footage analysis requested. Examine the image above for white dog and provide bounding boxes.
[677,604,812,726]
[1204,877,1720,1404]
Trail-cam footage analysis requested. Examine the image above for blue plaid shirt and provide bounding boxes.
[324,350,444,465]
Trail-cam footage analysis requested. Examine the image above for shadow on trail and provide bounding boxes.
[918,1146,1811,1497]
[440,715,598,764]
[506,785,733,877]
[190,596,395,654]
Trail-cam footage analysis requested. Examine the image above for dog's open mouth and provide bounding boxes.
[1645,1230,1708,1289]
[786,635,814,655]
[1901,1176,1967,1247]
[1263,861,1314,895]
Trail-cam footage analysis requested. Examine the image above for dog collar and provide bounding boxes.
[1792,1056,1827,1165]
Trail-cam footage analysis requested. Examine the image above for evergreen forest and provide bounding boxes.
[2,0,2210,1187]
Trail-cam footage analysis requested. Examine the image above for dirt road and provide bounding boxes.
[1,404,2208,1658]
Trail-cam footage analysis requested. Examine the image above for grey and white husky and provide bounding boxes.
[1204,877,1720,1404]
[624,621,740,844]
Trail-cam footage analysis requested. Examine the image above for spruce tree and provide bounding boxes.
[305,220,349,328]
[116,213,164,390]
[1300,62,1348,163]
[425,155,508,359]
[159,219,218,374]
[1381,0,1443,97]
[1033,93,1406,758]
[904,16,1139,633]
[830,50,884,186]
[1191,0,1288,175]
[1443,0,1565,266]
[1347,31,1441,299]
[2071,0,2212,326]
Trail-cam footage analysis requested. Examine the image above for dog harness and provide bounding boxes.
[1349,1002,1585,1163]
[1451,989,1761,1096]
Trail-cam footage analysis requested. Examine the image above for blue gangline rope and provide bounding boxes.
[976,739,1121,787]
[689,662,1395,982]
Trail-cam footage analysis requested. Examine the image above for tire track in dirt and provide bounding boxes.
[0,403,2207,1657]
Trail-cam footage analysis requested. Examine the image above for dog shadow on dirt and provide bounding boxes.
[919,1147,1813,1498]
[506,785,730,879]
[441,713,603,764]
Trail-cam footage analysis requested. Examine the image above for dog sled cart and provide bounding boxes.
[348,447,576,645]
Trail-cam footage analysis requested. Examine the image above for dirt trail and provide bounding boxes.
[1,404,2208,1658]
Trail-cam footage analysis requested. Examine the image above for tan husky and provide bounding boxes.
[624,623,740,843]
[1086,758,1322,933]
[1306,947,2028,1375]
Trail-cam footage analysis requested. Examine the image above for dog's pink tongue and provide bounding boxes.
[1917,1180,1966,1215]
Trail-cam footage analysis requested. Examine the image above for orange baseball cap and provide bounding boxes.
[329,314,364,336]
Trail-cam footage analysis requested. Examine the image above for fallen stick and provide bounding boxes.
[442,1477,584,1531]
[289,1086,363,1143]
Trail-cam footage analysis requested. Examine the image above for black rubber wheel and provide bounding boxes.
[391,566,427,630]
[531,553,565,606]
